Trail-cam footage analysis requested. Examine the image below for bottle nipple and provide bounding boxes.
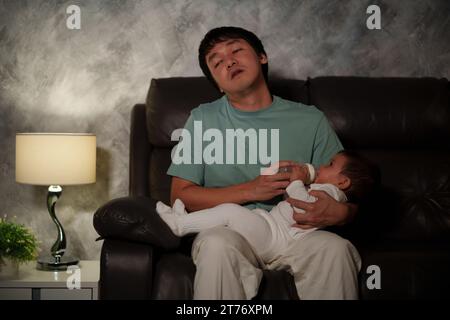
[304,163,316,184]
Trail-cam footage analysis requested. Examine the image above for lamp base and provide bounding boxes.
[36,255,79,271]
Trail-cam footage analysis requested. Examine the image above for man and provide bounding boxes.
[167,26,361,299]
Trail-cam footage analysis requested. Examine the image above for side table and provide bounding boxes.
[0,260,99,300]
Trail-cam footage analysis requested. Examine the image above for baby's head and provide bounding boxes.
[315,150,380,202]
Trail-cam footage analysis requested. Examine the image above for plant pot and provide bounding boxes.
[0,258,20,278]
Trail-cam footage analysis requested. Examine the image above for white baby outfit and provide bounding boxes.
[157,179,347,264]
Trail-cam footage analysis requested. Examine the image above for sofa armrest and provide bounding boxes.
[93,196,180,250]
[99,239,154,299]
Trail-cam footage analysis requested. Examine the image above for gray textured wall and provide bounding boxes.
[0,0,449,260]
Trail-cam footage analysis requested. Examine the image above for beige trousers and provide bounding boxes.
[191,226,361,300]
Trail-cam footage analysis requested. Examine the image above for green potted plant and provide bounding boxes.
[0,216,39,275]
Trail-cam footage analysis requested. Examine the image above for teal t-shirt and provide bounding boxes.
[167,95,343,211]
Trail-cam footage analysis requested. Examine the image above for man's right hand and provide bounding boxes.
[244,161,294,202]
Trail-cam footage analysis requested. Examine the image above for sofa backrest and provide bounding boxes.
[309,77,450,149]
[308,77,450,242]
[142,76,450,242]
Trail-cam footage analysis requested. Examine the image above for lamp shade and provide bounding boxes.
[16,133,96,186]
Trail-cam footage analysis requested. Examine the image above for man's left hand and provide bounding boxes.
[287,190,354,229]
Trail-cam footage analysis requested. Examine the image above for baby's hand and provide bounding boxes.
[289,164,311,184]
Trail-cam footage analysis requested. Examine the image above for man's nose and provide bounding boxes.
[226,59,237,69]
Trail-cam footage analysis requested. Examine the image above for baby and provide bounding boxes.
[157,150,378,264]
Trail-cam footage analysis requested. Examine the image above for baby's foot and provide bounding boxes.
[173,199,188,216]
[156,201,173,215]
[156,201,181,235]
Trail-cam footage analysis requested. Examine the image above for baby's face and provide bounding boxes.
[314,154,348,185]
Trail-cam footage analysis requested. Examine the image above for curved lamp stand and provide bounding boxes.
[37,185,79,271]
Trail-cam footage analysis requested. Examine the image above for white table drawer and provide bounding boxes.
[40,288,93,300]
[0,288,32,300]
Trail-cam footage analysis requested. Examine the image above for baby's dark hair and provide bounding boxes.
[337,150,380,203]
[198,26,269,90]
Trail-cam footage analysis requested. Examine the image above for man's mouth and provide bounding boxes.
[230,69,244,79]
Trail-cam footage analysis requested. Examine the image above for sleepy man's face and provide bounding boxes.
[205,38,267,94]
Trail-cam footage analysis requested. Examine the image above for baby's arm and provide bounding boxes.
[285,181,347,214]
[285,180,317,213]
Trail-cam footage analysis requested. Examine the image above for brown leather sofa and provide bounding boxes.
[94,76,450,299]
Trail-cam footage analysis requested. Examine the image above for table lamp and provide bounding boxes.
[15,133,96,271]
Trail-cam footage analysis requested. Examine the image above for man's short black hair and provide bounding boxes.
[338,150,381,203]
[198,26,269,90]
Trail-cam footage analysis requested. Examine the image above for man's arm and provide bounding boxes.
[287,190,358,228]
[171,177,250,211]
[170,161,294,212]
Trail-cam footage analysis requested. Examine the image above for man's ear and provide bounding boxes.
[259,53,268,64]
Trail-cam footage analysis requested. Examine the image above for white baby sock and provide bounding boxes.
[172,198,188,215]
[155,199,187,216]
[156,201,172,214]
[156,201,181,235]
